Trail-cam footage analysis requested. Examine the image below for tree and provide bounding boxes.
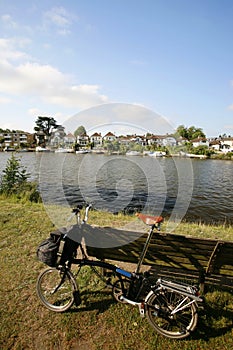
[0,153,30,194]
[74,125,87,137]
[34,116,59,137]
[175,125,206,141]
[0,154,41,202]
[176,125,189,139]
[187,126,205,140]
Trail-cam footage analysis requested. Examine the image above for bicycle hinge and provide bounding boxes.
[138,302,145,317]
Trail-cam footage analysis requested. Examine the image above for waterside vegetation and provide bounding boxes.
[0,153,41,203]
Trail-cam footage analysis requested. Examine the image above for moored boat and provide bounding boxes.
[35,146,51,152]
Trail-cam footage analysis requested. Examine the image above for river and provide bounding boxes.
[0,152,232,225]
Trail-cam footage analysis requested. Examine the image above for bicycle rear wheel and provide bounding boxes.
[36,267,78,312]
[146,289,198,339]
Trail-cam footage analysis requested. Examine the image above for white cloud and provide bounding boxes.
[0,38,30,63]
[1,14,34,36]
[28,108,42,116]
[28,108,68,125]
[1,14,17,29]
[43,7,77,35]
[0,38,108,110]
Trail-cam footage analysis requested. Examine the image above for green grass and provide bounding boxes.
[0,196,232,350]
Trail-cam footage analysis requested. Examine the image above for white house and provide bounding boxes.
[50,126,66,147]
[90,132,103,147]
[76,133,89,147]
[162,135,177,147]
[64,133,75,147]
[103,132,116,142]
[220,137,233,153]
[191,137,209,148]
[209,139,221,151]
[130,135,147,146]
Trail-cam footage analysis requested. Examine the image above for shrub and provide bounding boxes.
[0,153,41,202]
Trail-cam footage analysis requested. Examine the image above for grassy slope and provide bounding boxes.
[0,197,232,350]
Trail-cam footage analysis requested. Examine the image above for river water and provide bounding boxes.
[0,152,232,225]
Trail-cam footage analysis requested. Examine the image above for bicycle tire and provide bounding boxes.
[36,267,78,312]
[146,288,198,339]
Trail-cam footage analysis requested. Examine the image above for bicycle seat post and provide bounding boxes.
[135,224,155,274]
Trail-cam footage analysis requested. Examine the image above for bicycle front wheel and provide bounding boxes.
[36,267,78,312]
[146,289,198,339]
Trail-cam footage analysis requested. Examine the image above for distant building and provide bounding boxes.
[220,137,233,153]
[76,133,89,148]
[209,139,221,151]
[0,131,33,149]
[118,135,131,146]
[64,133,75,147]
[147,134,176,147]
[130,135,147,146]
[90,132,103,147]
[162,135,177,147]
[191,137,209,148]
[103,132,116,142]
[50,126,66,147]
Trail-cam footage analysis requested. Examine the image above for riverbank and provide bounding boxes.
[0,198,232,350]
[1,148,233,160]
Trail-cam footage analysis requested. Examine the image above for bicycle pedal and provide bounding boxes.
[73,290,82,306]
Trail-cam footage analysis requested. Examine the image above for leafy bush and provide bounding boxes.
[0,153,41,202]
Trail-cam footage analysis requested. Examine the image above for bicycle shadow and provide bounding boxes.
[68,289,233,341]
[191,303,233,340]
[68,289,116,315]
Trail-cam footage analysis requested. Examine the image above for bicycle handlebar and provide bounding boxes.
[70,203,93,224]
[84,204,92,222]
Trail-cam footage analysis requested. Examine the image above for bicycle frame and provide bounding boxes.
[37,204,204,339]
[70,204,162,275]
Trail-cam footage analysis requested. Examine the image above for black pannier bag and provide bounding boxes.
[37,226,80,267]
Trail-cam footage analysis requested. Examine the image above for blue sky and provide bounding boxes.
[0,0,233,137]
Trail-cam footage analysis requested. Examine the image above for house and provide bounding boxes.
[129,135,147,146]
[162,135,177,147]
[0,131,32,149]
[190,137,209,148]
[147,135,161,146]
[64,133,75,147]
[90,132,103,147]
[76,133,89,148]
[118,135,131,146]
[209,139,221,151]
[147,134,176,147]
[220,137,233,153]
[103,132,116,142]
[50,126,66,147]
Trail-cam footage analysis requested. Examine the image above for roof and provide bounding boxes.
[191,137,207,143]
[90,132,102,137]
[104,132,115,137]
